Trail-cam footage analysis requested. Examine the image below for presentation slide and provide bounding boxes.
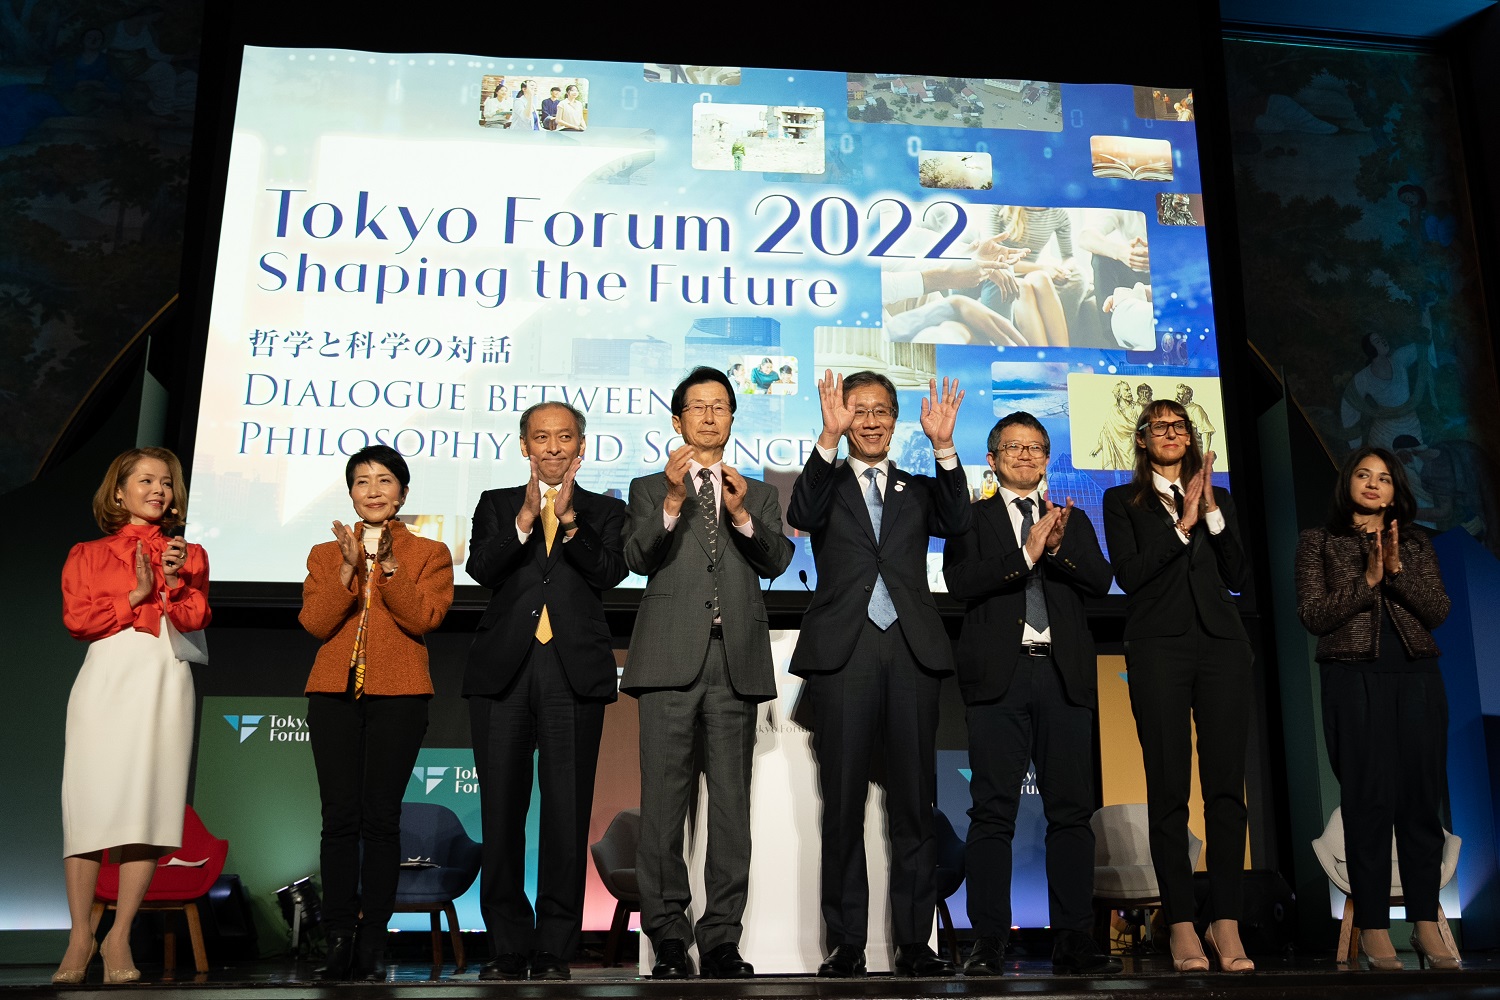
[188,51,1226,590]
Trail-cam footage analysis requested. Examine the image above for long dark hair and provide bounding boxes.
[1324,446,1416,535]
[1129,400,1202,507]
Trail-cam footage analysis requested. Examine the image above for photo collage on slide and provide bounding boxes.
[192,49,1225,588]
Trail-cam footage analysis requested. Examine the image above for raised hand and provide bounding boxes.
[1126,236,1150,272]
[127,541,155,608]
[1383,520,1402,576]
[817,370,857,449]
[662,444,695,517]
[553,454,584,524]
[1044,497,1075,552]
[919,376,964,451]
[721,465,750,525]
[517,455,544,534]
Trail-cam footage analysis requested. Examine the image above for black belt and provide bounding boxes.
[709,622,724,639]
[1021,641,1051,657]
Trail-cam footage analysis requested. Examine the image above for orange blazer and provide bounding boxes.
[62,522,211,642]
[299,519,454,696]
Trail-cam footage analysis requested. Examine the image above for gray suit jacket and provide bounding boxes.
[620,470,794,701]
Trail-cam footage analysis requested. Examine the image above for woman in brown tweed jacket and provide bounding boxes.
[300,445,454,980]
[1294,446,1458,970]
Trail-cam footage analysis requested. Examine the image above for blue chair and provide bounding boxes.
[934,806,966,964]
[393,803,482,971]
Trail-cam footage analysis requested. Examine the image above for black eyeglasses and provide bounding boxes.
[1145,420,1188,437]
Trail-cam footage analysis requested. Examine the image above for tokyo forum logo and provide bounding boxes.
[222,713,309,744]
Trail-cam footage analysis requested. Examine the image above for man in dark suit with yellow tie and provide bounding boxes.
[941,412,1120,976]
[789,370,970,978]
[464,401,628,981]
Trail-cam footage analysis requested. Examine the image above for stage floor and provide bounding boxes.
[2,954,1496,999]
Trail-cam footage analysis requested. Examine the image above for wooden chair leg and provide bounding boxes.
[603,900,630,967]
[444,902,466,972]
[1336,897,1358,964]
[162,918,178,972]
[428,911,443,968]
[183,902,208,974]
[89,902,106,935]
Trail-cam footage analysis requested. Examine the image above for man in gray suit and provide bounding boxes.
[622,367,794,979]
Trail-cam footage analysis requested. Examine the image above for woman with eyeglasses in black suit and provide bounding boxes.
[1101,399,1253,973]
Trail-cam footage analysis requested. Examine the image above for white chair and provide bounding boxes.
[1310,806,1461,965]
[1091,803,1203,949]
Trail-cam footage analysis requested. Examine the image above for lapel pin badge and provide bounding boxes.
[893,481,905,492]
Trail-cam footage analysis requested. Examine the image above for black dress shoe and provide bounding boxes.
[1051,928,1123,975]
[699,942,754,978]
[651,939,694,978]
[962,936,1006,977]
[351,937,387,982]
[529,952,570,980]
[817,944,867,978]
[895,942,956,977]
[317,931,355,980]
[478,953,529,980]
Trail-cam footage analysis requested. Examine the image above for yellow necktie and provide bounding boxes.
[535,488,558,643]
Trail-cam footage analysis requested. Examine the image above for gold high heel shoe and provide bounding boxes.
[50,940,97,985]
[100,941,140,985]
[1203,925,1255,973]
[1410,930,1461,970]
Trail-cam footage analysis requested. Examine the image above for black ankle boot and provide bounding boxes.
[352,927,388,981]
[318,931,355,981]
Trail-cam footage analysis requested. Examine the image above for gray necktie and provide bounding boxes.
[698,469,719,618]
[1015,497,1050,633]
[863,468,897,629]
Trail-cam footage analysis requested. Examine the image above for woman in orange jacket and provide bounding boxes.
[300,444,453,980]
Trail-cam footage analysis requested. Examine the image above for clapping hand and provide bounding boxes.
[662,445,694,517]
[722,465,750,526]
[554,454,583,527]
[919,376,963,451]
[1364,528,1385,588]
[127,541,154,608]
[1043,497,1075,552]
[1382,520,1402,577]
[817,370,857,450]
[517,455,544,534]
[1025,504,1063,564]
[375,523,399,576]
[332,520,363,589]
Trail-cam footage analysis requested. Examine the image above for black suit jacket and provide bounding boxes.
[787,449,972,677]
[943,495,1112,707]
[463,484,629,700]
[1101,483,1249,642]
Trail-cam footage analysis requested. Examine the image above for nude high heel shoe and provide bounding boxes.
[1410,930,1461,970]
[1203,925,1255,973]
[100,940,140,985]
[50,940,97,985]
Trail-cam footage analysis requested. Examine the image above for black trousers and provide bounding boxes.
[469,640,606,959]
[636,639,757,952]
[1125,631,1252,924]
[306,690,429,934]
[965,651,1097,938]
[808,619,940,950]
[1321,664,1448,928]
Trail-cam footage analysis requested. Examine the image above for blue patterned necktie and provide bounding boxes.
[1014,497,1050,632]
[863,468,898,629]
[698,469,720,618]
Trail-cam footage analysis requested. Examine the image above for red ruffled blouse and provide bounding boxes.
[61,523,211,642]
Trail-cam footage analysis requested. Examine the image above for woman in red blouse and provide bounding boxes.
[54,448,210,985]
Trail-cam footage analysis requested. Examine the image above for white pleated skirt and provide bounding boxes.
[61,625,194,857]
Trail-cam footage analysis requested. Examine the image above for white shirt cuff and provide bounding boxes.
[662,510,679,532]
[936,455,958,471]
[515,518,532,544]
[816,442,838,463]
[1206,507,1226,535]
